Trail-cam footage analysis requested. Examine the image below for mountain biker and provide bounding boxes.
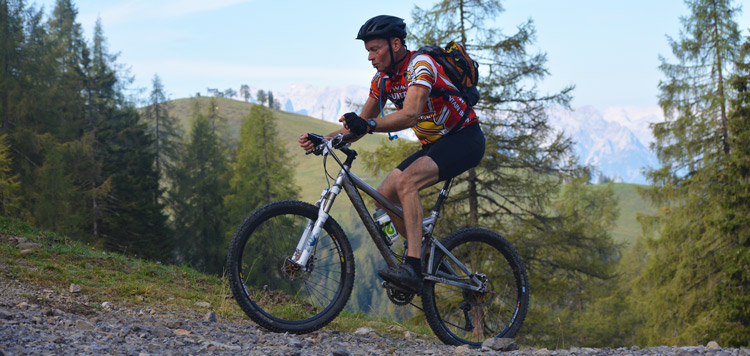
[298,15,485,293]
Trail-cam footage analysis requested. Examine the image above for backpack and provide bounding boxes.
[415,41,480,109]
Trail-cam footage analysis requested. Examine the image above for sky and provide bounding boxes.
[30,0,750,111]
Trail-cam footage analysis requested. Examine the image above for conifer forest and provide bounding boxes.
[0,0,747,348]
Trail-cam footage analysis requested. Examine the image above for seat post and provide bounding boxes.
[431,179,453,213]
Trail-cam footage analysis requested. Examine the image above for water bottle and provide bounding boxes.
[373,208,399,245]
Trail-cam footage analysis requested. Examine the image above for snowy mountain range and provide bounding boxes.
[227,84,662,185]
[548,106,661,184]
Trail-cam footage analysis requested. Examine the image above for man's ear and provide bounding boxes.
[392,37,402,51]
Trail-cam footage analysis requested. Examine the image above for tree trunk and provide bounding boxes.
[468,168,479,226]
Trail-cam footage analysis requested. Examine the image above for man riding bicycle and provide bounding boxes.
[299,15,485,293]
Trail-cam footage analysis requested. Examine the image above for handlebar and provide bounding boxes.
[305,133,358,156]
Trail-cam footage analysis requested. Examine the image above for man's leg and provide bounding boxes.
[375,157,439,255]
[396,156,439,258]
[377,156,439,292]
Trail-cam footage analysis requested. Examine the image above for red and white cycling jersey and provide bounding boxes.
[369,51,478,145]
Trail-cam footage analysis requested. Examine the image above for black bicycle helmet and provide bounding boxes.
[356,15,406,41]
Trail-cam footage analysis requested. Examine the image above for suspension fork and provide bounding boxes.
[291,169,346,269]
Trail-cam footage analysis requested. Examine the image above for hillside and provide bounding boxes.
[168,96,388,202]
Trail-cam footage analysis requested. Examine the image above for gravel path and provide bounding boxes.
[1,280,748,356]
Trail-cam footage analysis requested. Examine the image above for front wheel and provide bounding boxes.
[226,200,355,333]
[422,228,529,346]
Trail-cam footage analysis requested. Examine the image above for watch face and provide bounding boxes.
[367,118,377,132]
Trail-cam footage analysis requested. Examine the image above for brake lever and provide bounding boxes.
[331,134,348,149]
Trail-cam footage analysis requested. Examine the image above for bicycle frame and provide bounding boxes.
[293,140,487,292]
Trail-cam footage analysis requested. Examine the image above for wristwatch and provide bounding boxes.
[366,118,377,134]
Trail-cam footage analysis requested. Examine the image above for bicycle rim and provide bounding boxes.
[232,202,352,331]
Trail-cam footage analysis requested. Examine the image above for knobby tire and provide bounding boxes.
[226,200,355,334]
[422,228,529,346]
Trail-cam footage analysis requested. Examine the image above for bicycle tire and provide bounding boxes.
[226,200,355,333]
[422,227,529,346]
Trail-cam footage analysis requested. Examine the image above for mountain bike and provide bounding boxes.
[226,133,529,346]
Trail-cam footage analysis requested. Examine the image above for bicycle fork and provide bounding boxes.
[290,172,345,270]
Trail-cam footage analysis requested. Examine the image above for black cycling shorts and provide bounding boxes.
[397,123,485,182]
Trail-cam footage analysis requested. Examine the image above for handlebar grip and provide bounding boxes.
[341,133,357,143]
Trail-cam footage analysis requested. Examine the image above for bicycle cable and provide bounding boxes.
[322,154,333,190]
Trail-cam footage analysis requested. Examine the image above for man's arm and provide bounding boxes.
[360,96,383,120]
[299,96,384,151]
[368,85,429,133]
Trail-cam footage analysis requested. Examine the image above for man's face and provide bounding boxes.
[364,38,392,72]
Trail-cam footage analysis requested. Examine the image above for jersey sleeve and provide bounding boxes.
[406,54,438,91]
[368,73,383,100]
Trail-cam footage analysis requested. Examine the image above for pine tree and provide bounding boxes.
[79,17,118,238]
[98,106,171,261]
[1,1,57,222]
[143,74,182,184]
[518,177,620,347]
[0,134,21,215]
[240,84,250,102]
[3,1,54,138]
[169,110,231,274]
[714,46,750,345]
[225,104,299,235]
[45,0,87,141]
[205,96,227,135]
[30,142,82,236]
[0,0,24,131]
[18,0,93,238]
[256,89,267,105]
[631,0,748,346]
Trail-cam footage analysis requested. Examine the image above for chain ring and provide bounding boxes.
[385,284,414,305]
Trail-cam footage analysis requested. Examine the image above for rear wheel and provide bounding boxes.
[422,228,529,346]
[226,200,355,333]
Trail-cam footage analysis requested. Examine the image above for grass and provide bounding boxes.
[599,183,656,244]
[0,216,434,340]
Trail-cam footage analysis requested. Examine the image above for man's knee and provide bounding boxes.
[396,157,440,198]
[395,172,420,199]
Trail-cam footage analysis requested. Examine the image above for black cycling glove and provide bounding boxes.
[343,112,368,135]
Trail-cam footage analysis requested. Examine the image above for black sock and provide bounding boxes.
[405,256,421,274]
